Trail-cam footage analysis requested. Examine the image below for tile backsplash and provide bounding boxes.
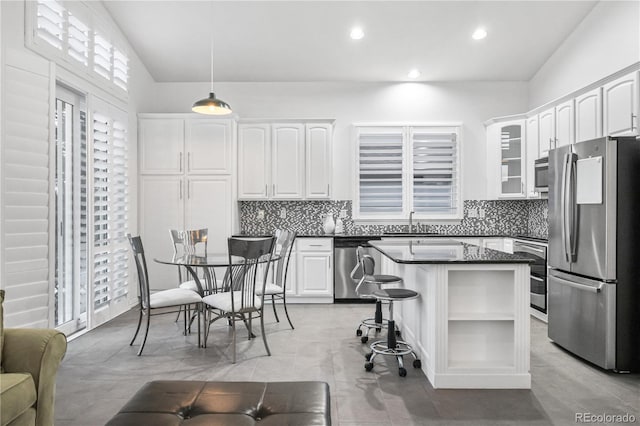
[239,199,548,238]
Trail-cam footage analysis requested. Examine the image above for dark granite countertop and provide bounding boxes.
[369,239,535,264]
[235,232,548,243]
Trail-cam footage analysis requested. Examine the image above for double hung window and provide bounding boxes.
[355,125,462,222]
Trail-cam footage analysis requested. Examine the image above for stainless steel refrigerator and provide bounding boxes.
[548,136,640,372]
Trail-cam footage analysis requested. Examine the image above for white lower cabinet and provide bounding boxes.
[288,238,333,302]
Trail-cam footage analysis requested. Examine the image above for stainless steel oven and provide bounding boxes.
[534,157,549,192]
[514,240,548,313]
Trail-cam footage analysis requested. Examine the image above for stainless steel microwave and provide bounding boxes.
[534,157,549,192]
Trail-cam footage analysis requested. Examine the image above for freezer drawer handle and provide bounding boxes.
[553,275,603,293]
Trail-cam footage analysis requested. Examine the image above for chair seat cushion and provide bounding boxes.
[202,291,261,312]
[365,274,402,284]
[178,280,199,292]
[149,288,202,308]
[0,373,37,425]
[256,283,284,296]
[372,288,418,300]
[180,279,225,293]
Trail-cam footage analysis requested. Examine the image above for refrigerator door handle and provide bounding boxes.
[561,152,571,262]
[568,153,578,260]
[553,274,603,293]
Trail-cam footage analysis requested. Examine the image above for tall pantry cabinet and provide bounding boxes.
[138,115,236,289]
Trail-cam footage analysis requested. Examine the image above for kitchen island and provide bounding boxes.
[369,238,533,389]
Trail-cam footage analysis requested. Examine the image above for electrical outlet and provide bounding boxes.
[257,210,265,220]
[479,208,485,218]
[467,207,478,218]
[280,208,287,219]
[339,209,347,219]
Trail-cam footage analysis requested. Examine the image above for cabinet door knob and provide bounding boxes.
[179,153,183,172]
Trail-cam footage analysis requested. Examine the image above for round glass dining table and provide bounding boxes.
[154,254,279,296]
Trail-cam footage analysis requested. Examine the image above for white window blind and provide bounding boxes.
[358,130,404,214]
[90,102,129,319]
[29,1,129,93]
[36,0,64,50]
[411,129,459,215]
[355,125,462,221]
[2,64,52,328]
[93,32,112,81]
[68,13,89,66]
[113,49,129,91]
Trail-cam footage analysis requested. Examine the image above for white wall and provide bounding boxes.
[528,1,640,108]
[147,81,529,201]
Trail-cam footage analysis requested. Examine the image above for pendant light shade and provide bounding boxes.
[193,2,232,116]
[192,92,232,115]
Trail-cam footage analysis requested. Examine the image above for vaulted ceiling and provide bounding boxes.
[103,1,598,83]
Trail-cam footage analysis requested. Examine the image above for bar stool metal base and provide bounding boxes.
[356,301,400,343]
[363,313,421,377]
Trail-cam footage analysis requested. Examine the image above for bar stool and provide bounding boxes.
[365,287,421,377]
[350,247,401,343]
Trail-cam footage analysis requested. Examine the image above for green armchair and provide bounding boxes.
[0,291,67,426]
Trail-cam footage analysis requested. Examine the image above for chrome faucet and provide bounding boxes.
[409,210,415,234]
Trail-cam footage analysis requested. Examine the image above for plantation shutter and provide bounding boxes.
[93,33,112,81]
[411,128,459,216]
[35,0,64,50]
[357,129,404,215]
[113,48,128,92]
[29,1,130,93]
[67,13,89,66]
[90,99,129,325]
[2,62,51,328]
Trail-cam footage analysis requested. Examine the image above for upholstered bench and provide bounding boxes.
[106,380,331,425]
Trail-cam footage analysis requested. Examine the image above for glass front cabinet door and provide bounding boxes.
[486,119,526,199]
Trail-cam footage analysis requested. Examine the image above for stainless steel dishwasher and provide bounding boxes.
[334,236,382,302]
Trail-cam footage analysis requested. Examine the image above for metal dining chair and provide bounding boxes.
[202,237,276,363]
[127,235,202,356]
[256,229,297,329]
[169,228,209,293]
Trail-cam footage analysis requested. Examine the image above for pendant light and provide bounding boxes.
[192,4,232,115]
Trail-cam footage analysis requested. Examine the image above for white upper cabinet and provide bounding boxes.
[237,123,270,199]
[486,119,526,199]
[139,116,233,175]
[185,120,233,174]
[575,88,602,143]
[525,115,540,198]
[305,123,332,199]
[603,72,639,137]
[237,120,333,200]
[139,119,184,174]
[538,108,555,156]
[271,124,305,199]
[554,100,574,147]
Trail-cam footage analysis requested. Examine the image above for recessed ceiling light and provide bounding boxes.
[472,27,487,40]
[408,69,421,79]
[350,27,364,40]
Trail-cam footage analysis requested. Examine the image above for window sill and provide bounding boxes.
[353,217,463,226]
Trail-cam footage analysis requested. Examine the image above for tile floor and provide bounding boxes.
[55,304,639,425]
